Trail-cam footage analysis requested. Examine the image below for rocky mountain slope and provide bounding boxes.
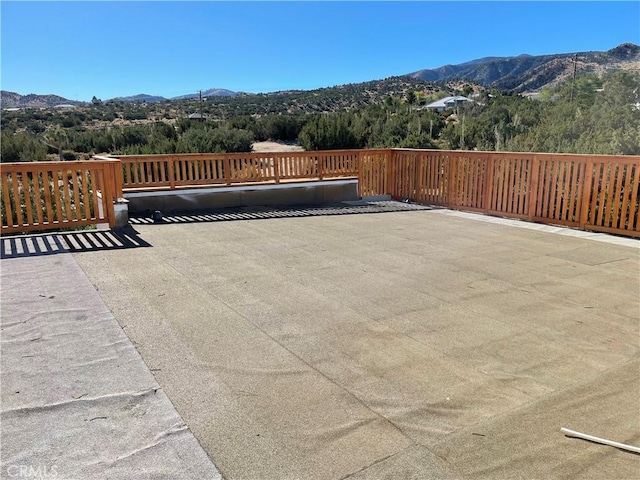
[1,91,83,109]
[408,43,639,92]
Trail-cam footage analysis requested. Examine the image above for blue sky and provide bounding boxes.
[2,1,639,101]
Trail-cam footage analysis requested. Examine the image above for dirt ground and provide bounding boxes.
[252,141,304,152]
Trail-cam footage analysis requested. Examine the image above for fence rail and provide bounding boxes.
[1,160,119,234]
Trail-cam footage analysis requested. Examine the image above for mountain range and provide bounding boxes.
[408,43,639,92]
[2,43,637,108]
[110,88,238,103]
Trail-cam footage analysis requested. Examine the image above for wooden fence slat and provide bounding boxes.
[70,170,81,221]
[583,161,598,227]
[12,171,24,227]
[90,169,101,221]
[517,157,525,214]
[2,173,14,228]
[609,162,625,228]
[595,162,609,227]
[493,159,504,212]
[33,171,44,226]
[544,160,556,219]
[524,157,536,219]
[79,170,91,221]
[43,172,56,224]
[563,161,575,222]
[628,165,639,232]
[602,162,615,227]
[132,161,140,185]
[551,160,564,221]
[62,170,73,222]
[476,157,485,209]
[23,170,35,227]
[505,159,516,213]
[618,164,633,230]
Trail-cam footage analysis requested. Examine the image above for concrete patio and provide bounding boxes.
[2,202,639,479]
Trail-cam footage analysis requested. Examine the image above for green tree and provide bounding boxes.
[43,125,69,160]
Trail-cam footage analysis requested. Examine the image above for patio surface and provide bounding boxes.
[2,202,639,479]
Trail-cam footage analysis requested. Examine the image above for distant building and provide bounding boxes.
[423,96,473,112]
[521,92,542,100]
[187,113,206,121]
[3,107,20,112]
[54,104,77,110]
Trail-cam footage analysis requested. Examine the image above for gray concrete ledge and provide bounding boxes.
[125,179,359,214]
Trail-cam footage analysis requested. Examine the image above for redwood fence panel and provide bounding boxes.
[379,149,640,238]
[357,150,390,197]
[1,160,117,235]
[581,156,639,236]
[109,150,360,192]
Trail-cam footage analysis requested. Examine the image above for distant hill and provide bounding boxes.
[1,91,85,108]
[110,89,238,102]
[111,94,168,103]
[195,76,444,117]
[408,43,640,92]
[172,88,238,100]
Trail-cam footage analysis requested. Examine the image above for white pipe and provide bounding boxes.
[561,427,640,454]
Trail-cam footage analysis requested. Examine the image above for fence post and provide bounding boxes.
[100,162,116,229]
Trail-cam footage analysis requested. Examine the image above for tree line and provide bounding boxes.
[1,70,638,162]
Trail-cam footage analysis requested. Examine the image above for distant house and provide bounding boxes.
[423,96,473,112]
[521,92,542,100]
[54,104,76,110]
[187,113,206,121]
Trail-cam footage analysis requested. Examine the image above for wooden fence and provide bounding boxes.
[2,149,638,238]
[1,159,120,234]
[104,150,363,191]
[376,149,640,238]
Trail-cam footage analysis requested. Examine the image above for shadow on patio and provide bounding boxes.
[129,200,435,225]
[0,226,151,259]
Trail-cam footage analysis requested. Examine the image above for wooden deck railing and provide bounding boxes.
[2,149,638,238]
[0,159,120,234]
[106,150,365,191]
[373,149,640,238]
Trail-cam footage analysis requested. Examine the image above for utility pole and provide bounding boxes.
[569,54,578,103]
